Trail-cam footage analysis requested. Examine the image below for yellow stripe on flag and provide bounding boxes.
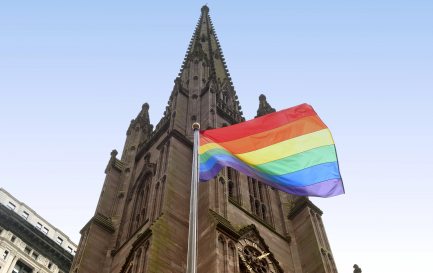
[236,129,334,165]
[199,142,225,155]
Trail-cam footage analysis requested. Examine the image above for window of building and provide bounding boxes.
[31,251,39,260]
[7,202,16,210]
[2,250,9,260]
[24,246,32,254]
[11,235,16,242]
[12,260,33,273]
[67,246,73,253]
[130,175,152,235]
[42,227,49,235]
[35,222,42,230]
[227,167,239,202]
[248,177,269,223]
[21,211,29,220]
[56,237,63,245]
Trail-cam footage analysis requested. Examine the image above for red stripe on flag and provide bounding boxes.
[201,103,316,143]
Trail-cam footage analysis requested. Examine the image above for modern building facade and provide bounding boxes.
[71,6,338,273]
[0,188,77,273]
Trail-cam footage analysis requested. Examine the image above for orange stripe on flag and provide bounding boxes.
[201,115,327,154]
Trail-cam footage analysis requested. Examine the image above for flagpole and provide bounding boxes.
[186,122,200,273]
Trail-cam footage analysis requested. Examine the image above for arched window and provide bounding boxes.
[218,235,227,273]
[250,196,255,214]
[223,93,228,103]
[261,205,267,222]
[255,200,261,219]
[248,177,270,223]
[130,175,152,235]
[142,184,150,219]
[227,167,239,202]
[228,180,234,198]
[217,177,227,216]
[258,183,263,200]
[228,242,237,273]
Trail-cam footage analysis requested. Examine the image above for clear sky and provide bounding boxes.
[1,1,432,272]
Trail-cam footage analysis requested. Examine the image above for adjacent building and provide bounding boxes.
[0,188,77,273]
[71,6,338,273]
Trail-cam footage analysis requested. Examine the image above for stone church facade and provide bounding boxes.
[70,6,338,273]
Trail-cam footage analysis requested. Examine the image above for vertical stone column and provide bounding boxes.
[5,254,18,273]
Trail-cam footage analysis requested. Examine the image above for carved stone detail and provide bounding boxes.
[127,103,154,144]
[256,94,276,117]
[353,264,362,273]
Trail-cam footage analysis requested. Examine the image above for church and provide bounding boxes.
[70,6,338,273]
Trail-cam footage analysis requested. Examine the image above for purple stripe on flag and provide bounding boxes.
[199,156,344,197]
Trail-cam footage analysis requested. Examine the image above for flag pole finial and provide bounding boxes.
[192,122,200,130]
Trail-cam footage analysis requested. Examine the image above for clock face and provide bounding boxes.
[237,239,273,273]
[241,245,269,273]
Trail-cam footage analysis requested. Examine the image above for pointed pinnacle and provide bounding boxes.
[201,5,209,14]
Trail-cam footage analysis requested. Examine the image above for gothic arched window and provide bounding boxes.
[130,175,152,234]
[248,177,271,223]
[227,167,240,202]
[218,235,227,273]
[228,180,234,198]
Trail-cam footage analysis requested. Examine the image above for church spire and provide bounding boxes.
[173,5,243,128]
[179,5,231,83]
[134,6,243,142]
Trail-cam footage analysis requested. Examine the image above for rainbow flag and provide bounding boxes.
[199,103,344,197]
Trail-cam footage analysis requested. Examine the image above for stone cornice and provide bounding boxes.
[137,128,193,163]
[170,128,194,148]
[209,210,239,240]
[156,128,193,151]
[287,197,323,220]
[80,213,115,235]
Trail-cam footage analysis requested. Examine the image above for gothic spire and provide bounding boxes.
[179,5,232,86]
[175,5,243,124]
[146,6,244,141]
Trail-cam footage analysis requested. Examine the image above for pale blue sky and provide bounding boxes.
[1,1,432,272]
